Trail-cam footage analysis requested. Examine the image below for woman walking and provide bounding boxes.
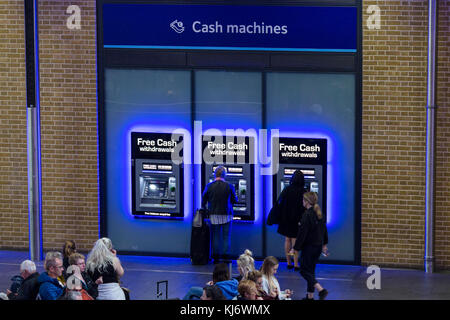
[293,192,329,300]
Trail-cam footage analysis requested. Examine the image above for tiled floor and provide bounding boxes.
[1,250,449,300]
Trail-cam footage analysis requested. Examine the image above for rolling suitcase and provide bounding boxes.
[190,209,210,265]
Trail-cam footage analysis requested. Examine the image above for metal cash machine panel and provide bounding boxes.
[201,135,255,221]
[131,132,184,218]
[273,137,327,219]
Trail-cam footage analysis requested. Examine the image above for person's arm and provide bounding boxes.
[293,212,310,251]
[322,220,329,255]
[201,185,209,209]
[229,184,238,204]
[39,282,63,300]
[323,221,329,246]
[113,257,124,279]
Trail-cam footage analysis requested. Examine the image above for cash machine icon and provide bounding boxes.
[170,20,185,33]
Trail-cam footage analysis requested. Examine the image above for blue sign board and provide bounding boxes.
[103,4,357,52]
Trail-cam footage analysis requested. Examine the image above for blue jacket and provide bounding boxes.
[37,272,64,300]
[215,279,239,300]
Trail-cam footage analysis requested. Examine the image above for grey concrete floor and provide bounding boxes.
[1,250,449,300]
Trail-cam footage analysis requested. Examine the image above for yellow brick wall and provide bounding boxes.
[435,0,450,270]
[362,1,428,268]
[37,0,98,251]
[0,1,28,249]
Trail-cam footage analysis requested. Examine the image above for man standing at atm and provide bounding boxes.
[202,166,239,264]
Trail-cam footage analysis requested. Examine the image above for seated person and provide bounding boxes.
[200,285,226,300]
[7,260,40,300]
[67,252,98,299]
[235,249,255,282]
[37,252,65,300]
[260,256,293,300]
[7,275,23,299]
[183,263,239,300]
[212,263,239,299]
[236,280,262,300]
[247,270,277,300]
[60,267,94,301]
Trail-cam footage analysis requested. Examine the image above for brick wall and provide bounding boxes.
[0,1,28,249]
[362,1,428,268]
[435,0,450,270]
[37,0,98,251]
[362,0,450,270]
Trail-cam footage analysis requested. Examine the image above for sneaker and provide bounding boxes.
[302,294,314,300]
[318,289,328,300]
[287,264,294,270]
[294,266,300,271]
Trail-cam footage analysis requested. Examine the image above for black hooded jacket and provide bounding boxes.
[276,170,306,238]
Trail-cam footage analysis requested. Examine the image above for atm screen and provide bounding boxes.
[281,168,319,194]
[131,132,184,218]
[138,163,177,209]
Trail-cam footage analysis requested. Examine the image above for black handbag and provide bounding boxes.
[267,201,280,226]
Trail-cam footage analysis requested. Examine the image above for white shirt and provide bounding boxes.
[261,274,290,300]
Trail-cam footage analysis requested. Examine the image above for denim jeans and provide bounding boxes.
[211,222,231,259]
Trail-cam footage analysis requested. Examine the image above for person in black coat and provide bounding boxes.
[275,169,306,270]
[7,260,40,300]
[293,192,329,300]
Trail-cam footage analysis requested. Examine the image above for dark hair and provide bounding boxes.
[63,240,77,258]
[203,285,226,300]
[247,270,263,283]
[214,166,227,179]
[290,170,305,188]
[212,263,230,283]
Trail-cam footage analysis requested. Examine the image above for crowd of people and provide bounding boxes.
[183,245,325,301]
[1,237,127,300]
[184,250,294,301]
[2,168,328,301]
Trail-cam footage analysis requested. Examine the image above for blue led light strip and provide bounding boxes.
[104,45,357,53]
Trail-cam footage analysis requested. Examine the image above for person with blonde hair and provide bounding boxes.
[237,280,261,300]
[260,256,293,300]
[86,237,125,300]
[236,249,255,281]
[68,252,98,299]
[293,192,329,300]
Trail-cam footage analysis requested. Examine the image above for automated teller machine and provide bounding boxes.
[273,137,327,217]
[131,132,184,218]
[201,135,255,221]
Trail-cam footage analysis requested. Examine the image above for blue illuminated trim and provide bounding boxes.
[193,125,261,224]
[124,125,193,221]
[104,45,357,53]
[267,131,335,227]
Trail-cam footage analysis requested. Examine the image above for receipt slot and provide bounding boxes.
[273,137,327,218]
[201,135,255,221]
[132,132,184,218]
